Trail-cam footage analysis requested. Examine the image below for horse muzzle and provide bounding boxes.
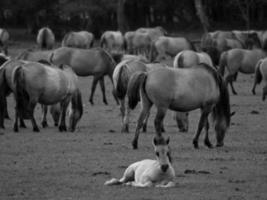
[161,164,169,172]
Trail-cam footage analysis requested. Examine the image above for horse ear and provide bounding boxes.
[166,137,170,145]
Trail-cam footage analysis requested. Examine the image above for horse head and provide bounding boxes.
[245,32,262,50]
[153,136,172,172]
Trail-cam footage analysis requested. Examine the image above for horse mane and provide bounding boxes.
[99,48,116,71]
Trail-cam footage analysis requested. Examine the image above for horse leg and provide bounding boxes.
[204,120,213,148]
[193,108,210,149]
[59,99,69,132]
[13,106,19,132]
[89,76,100,105]
[20,118,26,128]
[154,108,167,138]
[99,77,108,105]
[262,85,267,101]
[132,102,152,149]
[142,110,150,132]
[175,111,189,132]
[41,105,48,128]
[108,74,120,105]
[120,99,129,133]
[225,73,237,95]
[29,102,39,132]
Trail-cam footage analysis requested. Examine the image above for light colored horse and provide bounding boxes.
[50,47,119,105]
[127,64,231,149]
[100,31,124,53]
[252,58,267,100]
[131,32,152,56]
[0,28,10,55]
[173,50,214,132]
[219,48,267,94]
[16,49,53,62]
[150,36,195,62]
[12,62,83,132]
[136,26,167,42]
[105,136,175,188]
[113,59,147,132]
[62,31,94,49]
[36,27,55,50]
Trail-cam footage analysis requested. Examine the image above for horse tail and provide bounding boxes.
[212,74,231,147]
[41,28,48,49]
[149,40,157,62]
[68,89,83,132]
[115,64,129,100]
[186,38,196,51]
[13,66,30,118]
[218,51,227,76]
[127,72,147,109]
[100,35,106,48]
[255,60,263,84]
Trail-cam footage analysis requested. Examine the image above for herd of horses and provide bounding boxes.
[1,26,267,187]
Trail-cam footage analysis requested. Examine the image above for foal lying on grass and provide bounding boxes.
[104,136,175,188]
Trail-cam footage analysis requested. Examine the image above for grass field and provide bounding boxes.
[0,31,267,200]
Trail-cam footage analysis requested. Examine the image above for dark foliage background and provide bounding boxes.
[0,0,266,38]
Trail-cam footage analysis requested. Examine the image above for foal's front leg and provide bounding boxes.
[99,77,108,105]
[89,76,100,105]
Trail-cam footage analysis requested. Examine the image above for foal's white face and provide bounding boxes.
[153,137,172,172]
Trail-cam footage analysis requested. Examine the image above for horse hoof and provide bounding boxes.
[193,140,199,149]
[216,142,224,147]
[233,91,237,95]
[42,121,48,128]
[54,123,58,127]
[59,126,67,132]
[33,127,40,132]
[121,125,129,133]
[13,127,18,132]
[252,90,256,95]
[142,126,147,133]
[204,140,213,148]
[132,141,138,149]
[103,100,108,105]
[89,99,94,105]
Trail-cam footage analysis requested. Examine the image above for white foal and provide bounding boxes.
[105,136,175,188]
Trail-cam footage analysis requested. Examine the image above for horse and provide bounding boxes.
[172,50,215,132]
[100,31,124,53]
[113,59,147,132]
[36,27,55,50]
[127,64,231,149]
[50,47,119,105]
[219,48,267,95]
[131,31,152,56]
[62,31,94,49]
[0,28,10,55]
[12,62,83,132]
[16,49,53,62]
[201,30,262,66]
[136,26,167,42]
[105,136,175,188]
[252,58,267,100]
[150,36,196,62]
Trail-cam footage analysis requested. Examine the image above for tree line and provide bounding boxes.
[0,0,266,38]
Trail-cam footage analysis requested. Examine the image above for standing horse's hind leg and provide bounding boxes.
[99,77,108,105]
[132,103,152,149]
[41,105,48,128]
[29,102,39,132]
[193,108,210,149]
[59,99,69,132]
[120,99,129,133]
[204,120,213,148]
[262,85,267,101]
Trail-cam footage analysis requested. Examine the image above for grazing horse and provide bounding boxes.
[127,64,230,149]
[36,27,55,50]
[12,62,83,132]
[62,31,94,49]
[252,58,267,100]
[150,36,195,62]
[113,59,147,132]
[219,49,267,94]
[0,28,9,55]
[50,47,119,105]
[16,49,53,62]
[105,136,175,188]
[100,31,124,53]
[173,50,214,132]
